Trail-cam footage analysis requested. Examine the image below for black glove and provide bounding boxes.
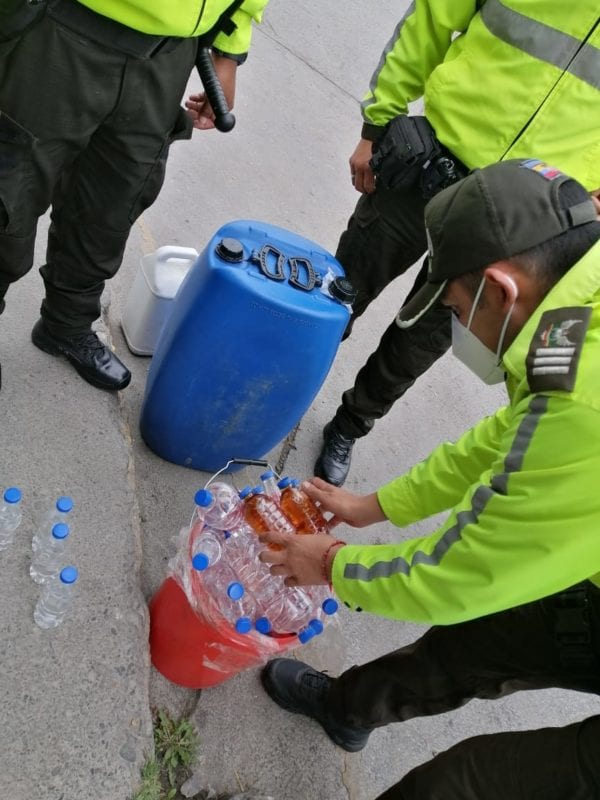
[369,115,441,191]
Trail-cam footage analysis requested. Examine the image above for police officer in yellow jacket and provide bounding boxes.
[0,0,267,390]
[315,0,600,486]
[259,160,600,799]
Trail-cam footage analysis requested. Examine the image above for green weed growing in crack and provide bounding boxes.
[131,709,200,800]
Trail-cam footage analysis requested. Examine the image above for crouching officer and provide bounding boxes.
[258,160,600,799]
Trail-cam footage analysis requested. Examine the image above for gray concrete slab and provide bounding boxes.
[3,1,598,799]
[0,237,153,799]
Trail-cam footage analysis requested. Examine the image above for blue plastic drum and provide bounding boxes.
[139,220,353,472]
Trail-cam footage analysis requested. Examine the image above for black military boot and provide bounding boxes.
[261,658,371,752]
[31,318,131,391]
[314,420,356,486]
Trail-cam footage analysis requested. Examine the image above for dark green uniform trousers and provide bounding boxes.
[333,181,452,438]
[0,7,196,336]
[327,582,600,799]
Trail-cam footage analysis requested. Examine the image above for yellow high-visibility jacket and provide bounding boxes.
[77,0,268,55]
[332,240,600,624]
[362,1,600,189]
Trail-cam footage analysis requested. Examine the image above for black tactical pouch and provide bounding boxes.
[369,114,467,200]
[0,0,46,42]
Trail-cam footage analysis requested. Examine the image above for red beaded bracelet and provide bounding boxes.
[322,538,347,587]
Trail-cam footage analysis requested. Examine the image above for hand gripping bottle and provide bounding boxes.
[239,486,295,550]
[277,477,329,534]
[0,487,23,550]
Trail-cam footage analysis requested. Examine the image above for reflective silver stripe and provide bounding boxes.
[361,2,416,118]
[344,395,549,583]
[571,42,600,90]
[480,0,600,90]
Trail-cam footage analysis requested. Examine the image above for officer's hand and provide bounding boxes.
[349,138,377,194]
[258,530,343,586]
[302,477,386,529]
[185,54,237,130]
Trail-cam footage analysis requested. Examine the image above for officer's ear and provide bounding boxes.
[482,265,519,314]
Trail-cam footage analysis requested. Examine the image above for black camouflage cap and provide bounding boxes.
[397,159,598,327]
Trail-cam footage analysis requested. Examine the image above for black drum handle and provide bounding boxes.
[195,46,236,133]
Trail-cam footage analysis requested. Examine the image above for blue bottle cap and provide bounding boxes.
[252,486,263,494]
[235,617,252,634]
[60,566,78,584]
[297,626,315,644]
[255,617,272,634]
[56,496,73,513]
[291,479,300,487]
[276,476,293,490]
[227,581,244,601]
[51,523,70,540]
[322,598,339,615]
[238,486,253,499]
[194,489,213,507]
[309,618,324,635]
[4,487,22,504]
[191,553,209,571]
[260,470,275,481]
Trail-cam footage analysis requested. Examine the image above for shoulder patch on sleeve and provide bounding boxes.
[526,306,591,393]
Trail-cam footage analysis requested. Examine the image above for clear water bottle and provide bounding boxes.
[265,586,313,634]
[203,482,245,529]
[191,556,256,633]
[260,470,281,501]
[33,566,79,629]
[0,487,23,550]
[32,495,73,552]
[191,528,222,570]
[30,523,70,584]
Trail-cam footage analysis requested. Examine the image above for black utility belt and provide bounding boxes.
[47,0,176,58]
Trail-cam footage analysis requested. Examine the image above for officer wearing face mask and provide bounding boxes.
[256,160,600,799]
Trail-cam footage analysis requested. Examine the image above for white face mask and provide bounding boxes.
[451,275,517,385]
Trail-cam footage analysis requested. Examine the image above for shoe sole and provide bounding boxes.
[260,666,367,753]
[32,329,131,392]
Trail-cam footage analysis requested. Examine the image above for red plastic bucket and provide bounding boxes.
[149,577,296,688]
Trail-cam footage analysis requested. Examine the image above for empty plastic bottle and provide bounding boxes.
[33,495,73,552]
[33,566,79,629]
[191,556,256,632]
[30,522,70,584]
[278,477,329,534]
[265,586,313,634]
[191,528,223,570]
[240,486,295,550]
[260,470,281,501]
[202,482,246,530]
[0,487,23,550]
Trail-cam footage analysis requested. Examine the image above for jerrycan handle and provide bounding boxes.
[289,257,322,292]
[153,246,199,265]
[251,245,286,281]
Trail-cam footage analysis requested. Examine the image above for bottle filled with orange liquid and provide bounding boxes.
[277,477,329,535]
[239,486,295,550]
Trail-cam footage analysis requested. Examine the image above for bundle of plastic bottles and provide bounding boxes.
[168,471,340,650]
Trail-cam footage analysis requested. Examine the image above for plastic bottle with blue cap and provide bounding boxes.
[34,565,79,629]
[33,495,73,552]
[0,487,23,550]
[260,469,281,501]
[191,552,256,633]
[30,522,71,584]
[278,476,329,534]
